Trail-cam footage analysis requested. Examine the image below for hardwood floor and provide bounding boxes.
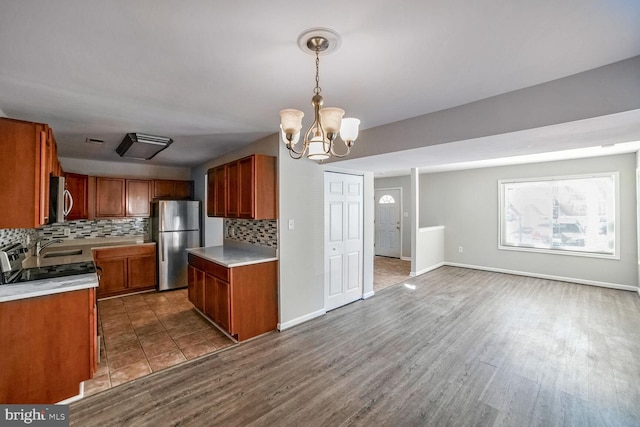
[70,267,640,426]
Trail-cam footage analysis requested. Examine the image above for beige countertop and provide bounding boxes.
[22,237,153,269]
[1,236,153,302]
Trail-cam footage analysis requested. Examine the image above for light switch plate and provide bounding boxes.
[288,219,294,230]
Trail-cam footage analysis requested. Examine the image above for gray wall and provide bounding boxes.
[374,175,412,258]
[278,143,326,325]
[332,56,640,162]
[61,157,190,179]
[419,153,637,288]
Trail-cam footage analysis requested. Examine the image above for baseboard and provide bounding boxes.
[401,256,411,261]
[363,290,375,299]
[57,383,84,405]
[278,308,326,331]
[410,262,445,277]
[444,262,638,292]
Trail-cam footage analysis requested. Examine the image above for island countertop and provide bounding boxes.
[186,243,277,268]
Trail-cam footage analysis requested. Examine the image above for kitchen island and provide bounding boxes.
[186,242,278,342]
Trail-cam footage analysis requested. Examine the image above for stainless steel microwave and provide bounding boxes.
[49,176,73,223]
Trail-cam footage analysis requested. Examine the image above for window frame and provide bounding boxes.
[497,172,620,260]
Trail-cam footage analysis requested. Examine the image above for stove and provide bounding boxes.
[0,242,96,284]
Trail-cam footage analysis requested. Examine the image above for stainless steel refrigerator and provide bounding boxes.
[151,200,201,291]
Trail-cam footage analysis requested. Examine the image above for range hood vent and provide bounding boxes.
[116,133,173,160]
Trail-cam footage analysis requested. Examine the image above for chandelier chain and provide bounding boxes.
[314,48,321,95]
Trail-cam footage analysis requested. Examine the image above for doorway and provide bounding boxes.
[324,172,364,311]
[374,188,402,258]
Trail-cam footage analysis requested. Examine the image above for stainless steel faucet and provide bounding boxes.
[36,239,64,256]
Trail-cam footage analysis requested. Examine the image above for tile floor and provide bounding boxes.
[374,256,411,291]
[84,289,235,397]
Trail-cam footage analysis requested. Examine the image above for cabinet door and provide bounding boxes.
[238,156,254,218]
[173,180,193,199]
[65,173,88,220]
[226,161,239,217]
[206,170,215,216]
[188,265,205,312]
[95,258,128,298]
[214,279,231,333]
[203,273,217,320]
[203,274,231,334]
[39,130,51,225]
[0,119,48,228]
[214,165,226,217]
[96,177,126,217]
[153,180,174,199]
[128,255,157,290]
[126,179,152,217]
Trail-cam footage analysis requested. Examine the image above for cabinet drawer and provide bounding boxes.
[188,254,229,282]
[204,260,229,282]
[188,253,208,271]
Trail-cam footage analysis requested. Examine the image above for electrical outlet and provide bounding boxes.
[63,228,70,237]
[458,246,463,253]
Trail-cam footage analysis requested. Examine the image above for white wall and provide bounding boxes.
[60,157,190,179]
[419,153,638,289]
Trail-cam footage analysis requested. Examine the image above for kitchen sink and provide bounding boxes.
[43,249,83,258]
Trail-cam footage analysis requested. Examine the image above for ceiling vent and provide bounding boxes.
[116,133,173,160]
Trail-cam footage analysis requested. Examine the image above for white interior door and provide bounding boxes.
[325,172,364,311]
[375,188,401,258]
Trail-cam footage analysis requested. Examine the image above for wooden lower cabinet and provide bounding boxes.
[0,288,97,404]
[188,254,277,341]
[188,265,205,312]
[94,244,157,298]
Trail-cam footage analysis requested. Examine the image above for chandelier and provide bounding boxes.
[279,28,360,161]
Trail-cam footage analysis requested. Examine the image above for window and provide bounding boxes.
[499,172,618,258]
[379,194,396,204]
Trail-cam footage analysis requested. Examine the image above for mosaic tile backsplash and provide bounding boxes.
[0,218,148,249]
[224,219,278,249]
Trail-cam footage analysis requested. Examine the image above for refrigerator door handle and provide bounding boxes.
[161,241,165,262]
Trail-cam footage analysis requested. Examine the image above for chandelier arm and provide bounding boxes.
[288,146,305,160]
[329,140,353,158]
[286,139,307,157]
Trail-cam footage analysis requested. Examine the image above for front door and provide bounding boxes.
[374,188,401,258]
[325,172,364,311]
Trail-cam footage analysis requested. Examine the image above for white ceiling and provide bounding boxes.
[1,1,639,170]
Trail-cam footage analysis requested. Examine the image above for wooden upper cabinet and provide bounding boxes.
[153,180,174,199]
[206,170,215,216]
[208,154,276,220]
[126,179,152,217]
[226,161,240,217]
[153,179,194,200]
[95,177,126,217]
[238,156,254,218]
[173,180,193,199]
[0,118,51,228]
[65,173,89,220]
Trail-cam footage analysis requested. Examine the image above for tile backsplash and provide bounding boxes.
[0,218,148,249]
[224,219,278,249]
